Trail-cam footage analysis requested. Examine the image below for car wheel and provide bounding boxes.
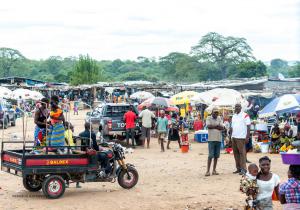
[11,117,16,126]
[3,118,8,129]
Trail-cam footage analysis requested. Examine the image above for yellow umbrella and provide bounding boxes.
[171,91,200,105]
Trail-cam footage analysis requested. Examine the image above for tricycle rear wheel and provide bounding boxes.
[23,176,42,192]
[118,166,139,189]
[42,175,65,199]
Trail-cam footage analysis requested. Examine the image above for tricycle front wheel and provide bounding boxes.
[23,176,42,192]
[42,175,65,199]
[118,166,139,189]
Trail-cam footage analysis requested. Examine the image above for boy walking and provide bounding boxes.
[156,110,168,152]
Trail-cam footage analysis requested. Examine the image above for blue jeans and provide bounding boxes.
[97,152,111,174]
[126,128,135,146]
[208,141,221,159]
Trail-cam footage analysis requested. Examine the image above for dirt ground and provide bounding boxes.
[0,110,287,210]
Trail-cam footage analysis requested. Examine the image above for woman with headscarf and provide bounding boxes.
[47,95,65,149]
[34,98,49,146]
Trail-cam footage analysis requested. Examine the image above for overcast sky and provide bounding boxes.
[0,0,299,61]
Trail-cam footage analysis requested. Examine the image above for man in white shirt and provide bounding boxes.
[230,103,251,175]
[139,106,155,148]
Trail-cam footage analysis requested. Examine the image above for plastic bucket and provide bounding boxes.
[261,143,269,153]
[181,145,189,153]
[281,153,300,165]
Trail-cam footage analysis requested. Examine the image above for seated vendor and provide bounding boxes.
[283,124,293,138]
[79,122,111,177]
[270,123,281,142]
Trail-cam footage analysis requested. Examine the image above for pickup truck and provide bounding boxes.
[0,100,16,129]
[87,103,142,145]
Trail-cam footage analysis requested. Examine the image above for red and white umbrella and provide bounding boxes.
[138,97,174,110]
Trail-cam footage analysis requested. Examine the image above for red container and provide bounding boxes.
[280,153,300,165]
[181,145,189,153]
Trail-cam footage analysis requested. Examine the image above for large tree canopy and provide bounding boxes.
[0,47,25,77]
[191,32,255,78]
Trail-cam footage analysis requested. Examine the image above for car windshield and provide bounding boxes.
[105,106,138,117]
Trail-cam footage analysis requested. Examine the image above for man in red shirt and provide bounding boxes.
[124,106,137,148]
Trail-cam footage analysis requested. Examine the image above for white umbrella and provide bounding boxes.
[205,97,249,113]
[191,88,243,106]
[0,87,12,99]
[258,94,300,118]
[130,91,154,100]
[12,88,32,100]
[29,91,44,101]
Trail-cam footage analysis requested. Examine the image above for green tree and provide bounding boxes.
[70,55,104,85]
[289,62,300,77]
[120,71,159,82]
[268,58,290,77]
[0,48,25,77]
[235,61,267,78]
[191,32,255,79]
[270,59,288,69]
[159,52,188,80]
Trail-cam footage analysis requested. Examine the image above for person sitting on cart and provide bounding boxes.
[79,122,111,178]
[47,95,65,152]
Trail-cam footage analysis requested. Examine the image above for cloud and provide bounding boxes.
[0,0,298,61]
[128,16,152,22]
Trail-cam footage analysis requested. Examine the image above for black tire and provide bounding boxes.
[11,117,16,126]
[3,118,8,129]
[135,135,143,146]
[118,166,139,189]
[42,175,65,199]
[23,176,42,192]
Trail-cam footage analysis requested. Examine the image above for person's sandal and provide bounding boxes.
[205,172,210,176]
[212,171,219,175]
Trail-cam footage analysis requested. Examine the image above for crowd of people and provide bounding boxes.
[28,95,300,209]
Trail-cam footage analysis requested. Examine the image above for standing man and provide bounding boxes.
[139,106,155,148]
[205,108,224,176]
[156,110,169,152]
[230,103,251,175]
[124,106,137,148]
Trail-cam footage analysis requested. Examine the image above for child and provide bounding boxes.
[240,164,259,209]
[64,122,75,147]
[156,110,168,152]
[179,117,189,143]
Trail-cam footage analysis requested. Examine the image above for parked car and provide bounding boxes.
[0,100,16,129]
[87,103,142,145]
